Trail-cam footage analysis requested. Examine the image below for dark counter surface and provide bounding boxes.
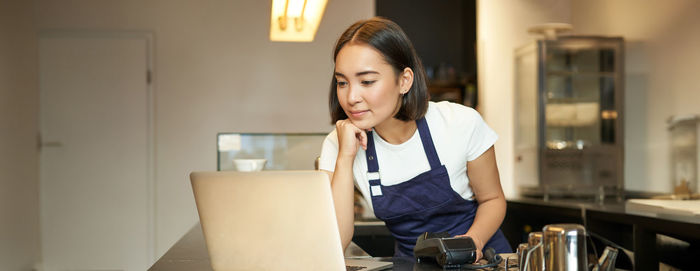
[507,196,699,224]
[148,197,699,270]
[503,196,700,271]
[148,223,517,271]
[505,196,700,238]
[148,223,376,270]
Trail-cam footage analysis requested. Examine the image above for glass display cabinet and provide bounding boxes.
[217,133,327,171]
[514,36,624,198]
[668,115,700,195]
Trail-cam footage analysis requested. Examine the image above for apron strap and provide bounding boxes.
[365,117,442,183]
[416,118,442,169]
[366,130,381,185]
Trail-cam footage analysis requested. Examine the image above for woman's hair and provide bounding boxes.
[329,17,429,123]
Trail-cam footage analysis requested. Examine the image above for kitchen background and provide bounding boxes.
[2,0,699,270]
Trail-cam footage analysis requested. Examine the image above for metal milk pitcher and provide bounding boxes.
[517,243,529,270]
[543,224,588,271]
[527,232,545,271]
[518,232,544,271]
[592,246,619,271]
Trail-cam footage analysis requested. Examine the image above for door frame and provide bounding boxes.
[38,29,157,264]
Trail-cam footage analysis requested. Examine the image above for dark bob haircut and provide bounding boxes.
[329,17,429,123]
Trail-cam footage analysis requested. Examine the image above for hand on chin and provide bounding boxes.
[347,119,373,132]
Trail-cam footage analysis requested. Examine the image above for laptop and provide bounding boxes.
[190,170,393,271]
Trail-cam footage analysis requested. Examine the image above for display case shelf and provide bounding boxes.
[546,71,616,77]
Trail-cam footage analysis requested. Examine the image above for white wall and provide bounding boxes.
[477,0,572,197]
[571,0,700,192]
[34,0,374,261]
[0,0,41,270]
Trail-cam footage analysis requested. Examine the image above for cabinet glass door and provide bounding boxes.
[543,45,617,150]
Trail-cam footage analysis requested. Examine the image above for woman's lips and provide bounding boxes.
[349,110,369,118]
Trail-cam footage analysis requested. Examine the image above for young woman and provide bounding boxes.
[318,17,511,260]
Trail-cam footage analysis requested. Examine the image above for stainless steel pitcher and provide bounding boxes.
[527,232,545,271]
[518,243,529,270]
[519,224,619,271]
[543,224,588,271]
[592,246,619,271]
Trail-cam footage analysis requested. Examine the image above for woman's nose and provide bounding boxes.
[347,86,362,104]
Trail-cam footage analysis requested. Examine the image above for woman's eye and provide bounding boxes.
[361,80,376,86]
[336,81,348,87]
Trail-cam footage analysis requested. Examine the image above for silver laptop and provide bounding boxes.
[190,170,393,271]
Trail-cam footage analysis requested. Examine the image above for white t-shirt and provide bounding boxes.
[319,101,498,212]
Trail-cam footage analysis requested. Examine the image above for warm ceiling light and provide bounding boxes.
[270,0,328,42]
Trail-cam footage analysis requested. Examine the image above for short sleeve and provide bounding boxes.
[318,130,339,172]
[464,110,498,161]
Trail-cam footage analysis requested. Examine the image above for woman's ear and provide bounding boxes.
[399,67,414,94]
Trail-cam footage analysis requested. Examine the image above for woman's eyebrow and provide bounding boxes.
[356,71,379,76]
[335,70,379,78]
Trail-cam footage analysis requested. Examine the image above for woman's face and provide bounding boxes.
[334,43,410,130]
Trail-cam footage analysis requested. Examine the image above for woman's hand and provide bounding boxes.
[335,119,369,158]
[455,233,484,263]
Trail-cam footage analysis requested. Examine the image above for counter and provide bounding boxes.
[502,197,700,271]
[149,198,699,270]
[147,223,376,270]
[148,223,517,271]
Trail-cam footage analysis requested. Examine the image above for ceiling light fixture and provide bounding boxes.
[270,0,328,42]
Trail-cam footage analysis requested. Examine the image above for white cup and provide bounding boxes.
[232,159,267,172]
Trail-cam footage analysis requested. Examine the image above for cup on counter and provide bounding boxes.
[232,159,267,172]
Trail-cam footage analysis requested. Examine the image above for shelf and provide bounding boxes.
[547,70,616,77]
[544,97,601,103]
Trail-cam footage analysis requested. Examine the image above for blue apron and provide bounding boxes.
[365,117,511,257]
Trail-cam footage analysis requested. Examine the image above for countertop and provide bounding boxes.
[507,196,700,225]
[148,198,699,270]
[148,223,518,271]
[504,196,700,271]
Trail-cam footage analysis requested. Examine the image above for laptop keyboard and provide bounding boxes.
[346,265,366,271]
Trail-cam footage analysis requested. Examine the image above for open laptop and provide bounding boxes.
[190,170,393,271]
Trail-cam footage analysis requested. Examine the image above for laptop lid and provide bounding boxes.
[190,170,391,271]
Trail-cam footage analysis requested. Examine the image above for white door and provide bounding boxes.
[39,32,153,271]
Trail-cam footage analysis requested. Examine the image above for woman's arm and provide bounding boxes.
[322,164,355,250]
[457,146,506,260]
[325,120,368,251]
